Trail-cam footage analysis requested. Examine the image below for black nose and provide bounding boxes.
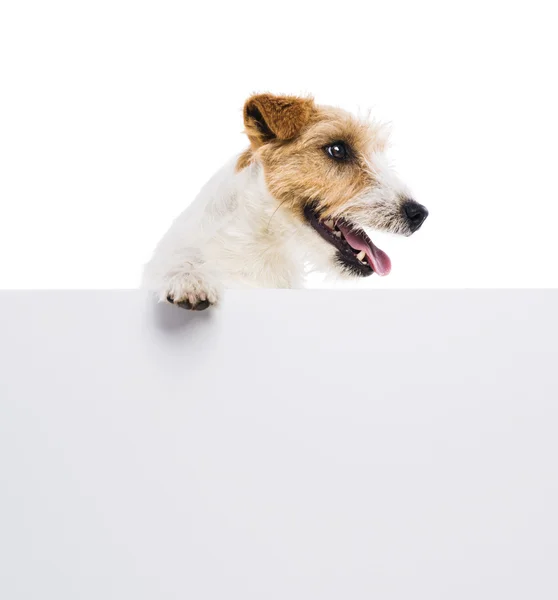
[403,200,429,233]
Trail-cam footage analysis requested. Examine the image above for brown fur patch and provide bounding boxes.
[251,104,388,219]
[235,148,254,172]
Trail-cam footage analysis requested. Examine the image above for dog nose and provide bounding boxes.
[403,200,429,233]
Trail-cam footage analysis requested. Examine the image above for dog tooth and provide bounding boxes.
[356,250,366,262]
[334,231,342,238]
[325,219,335,229]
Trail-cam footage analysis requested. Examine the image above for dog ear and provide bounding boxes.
[243,93,314,147]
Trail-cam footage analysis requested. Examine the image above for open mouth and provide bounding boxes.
[304,204,392,277]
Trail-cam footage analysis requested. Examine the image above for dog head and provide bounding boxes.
[239,93,428,277]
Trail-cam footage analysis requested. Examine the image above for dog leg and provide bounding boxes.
[142,163,238,309]
[143,209,229,309]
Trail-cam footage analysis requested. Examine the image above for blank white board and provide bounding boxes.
[1,290,557,599]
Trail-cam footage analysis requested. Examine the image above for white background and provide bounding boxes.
[1,0,556,289]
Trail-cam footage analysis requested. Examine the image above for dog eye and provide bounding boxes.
[325,142,349,161]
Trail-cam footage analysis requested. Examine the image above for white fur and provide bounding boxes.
[142,156,335,305]
[334,152,413,236]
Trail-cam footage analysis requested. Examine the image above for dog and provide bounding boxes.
[143,93,428,310]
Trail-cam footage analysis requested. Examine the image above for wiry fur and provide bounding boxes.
[143,94,425,308]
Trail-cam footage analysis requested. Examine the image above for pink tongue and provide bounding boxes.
[337,224,392,276]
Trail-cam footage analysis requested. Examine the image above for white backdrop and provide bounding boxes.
[1,1,557,289]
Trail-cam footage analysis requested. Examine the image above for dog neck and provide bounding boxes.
[204,157,333,289]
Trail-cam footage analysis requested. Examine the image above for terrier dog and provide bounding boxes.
[143,94,428,310]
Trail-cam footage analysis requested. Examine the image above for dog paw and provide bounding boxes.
[163,273,221,311]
